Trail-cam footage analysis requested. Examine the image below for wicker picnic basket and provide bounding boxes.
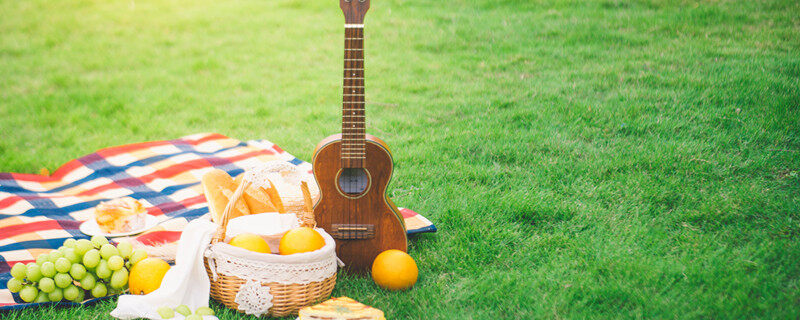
[203,177,337,317]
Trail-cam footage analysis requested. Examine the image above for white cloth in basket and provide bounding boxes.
[111,218,219,320]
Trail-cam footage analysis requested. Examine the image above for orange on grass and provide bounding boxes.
[229,233,271,253]
[129,257,170,295]
[279,227,325,255]
[371,249,418,291]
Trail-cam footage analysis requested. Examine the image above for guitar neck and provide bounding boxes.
[341,24,366,168]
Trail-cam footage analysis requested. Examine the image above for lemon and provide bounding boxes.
[371,249,418,291]
[279,227,325,255]
[229,233,271,253]
[129,257,170,295]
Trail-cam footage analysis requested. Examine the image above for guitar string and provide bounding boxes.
[357,27,364,241]
[346,26,353,241]
[354,27,359,240]
[348,26,352,241]
[343,26,365,241]
[354,26,364,241]
[349,27,352,241]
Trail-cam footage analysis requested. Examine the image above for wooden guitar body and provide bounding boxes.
[312,0,408,272]
[312,134,407,271]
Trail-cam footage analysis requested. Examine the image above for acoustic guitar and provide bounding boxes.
[312,0,408,271]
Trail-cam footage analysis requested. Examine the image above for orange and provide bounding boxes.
[229,233,271,253]
[129,257,170,295]
[371,249,418,291]
[279,227,325,255]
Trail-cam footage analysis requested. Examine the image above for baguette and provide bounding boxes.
[233,175,278,214]
[201,169,250,223]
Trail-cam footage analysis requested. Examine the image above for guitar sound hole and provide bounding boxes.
[338,168,369,195]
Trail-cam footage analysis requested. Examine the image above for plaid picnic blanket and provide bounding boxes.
[0,133,435,309]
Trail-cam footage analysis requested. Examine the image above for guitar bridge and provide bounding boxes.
[331,224,375,240]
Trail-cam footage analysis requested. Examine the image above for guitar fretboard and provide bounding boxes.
[341,25,365,168]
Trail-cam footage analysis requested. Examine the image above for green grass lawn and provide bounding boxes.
[2,0,800,318]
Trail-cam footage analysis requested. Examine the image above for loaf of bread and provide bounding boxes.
[201,169,251,223]
[262,178,285,213]
[233,175,277,214]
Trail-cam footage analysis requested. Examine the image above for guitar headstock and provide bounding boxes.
[340,0,370,25]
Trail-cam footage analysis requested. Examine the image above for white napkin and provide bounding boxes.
[111,218,218,320]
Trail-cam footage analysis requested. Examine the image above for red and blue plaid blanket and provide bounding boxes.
[0,133,435,309]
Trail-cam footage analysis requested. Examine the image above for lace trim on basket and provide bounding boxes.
[235,279,274,316]
[206,250,337,285]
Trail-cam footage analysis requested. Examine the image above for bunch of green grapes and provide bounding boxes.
[6,235,148,303]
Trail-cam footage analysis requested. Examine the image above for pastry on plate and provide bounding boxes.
[94,197,147,234]
[298,296,385,320]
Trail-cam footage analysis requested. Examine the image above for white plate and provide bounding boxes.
[79,215,159,238]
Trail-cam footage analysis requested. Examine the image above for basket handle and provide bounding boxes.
[211,178,251,243]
